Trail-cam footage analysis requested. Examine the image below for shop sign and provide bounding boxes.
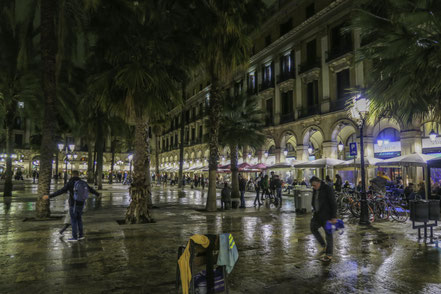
[374,141,401,153]
[422,138,441,149]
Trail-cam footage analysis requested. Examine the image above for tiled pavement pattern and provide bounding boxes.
[1,181,441,294]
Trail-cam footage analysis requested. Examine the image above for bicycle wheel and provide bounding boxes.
[390,204,409,222]
[349,200,361,218]
[375,199,389,220]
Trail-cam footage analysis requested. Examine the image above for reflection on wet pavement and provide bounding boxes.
[0,181,440,293]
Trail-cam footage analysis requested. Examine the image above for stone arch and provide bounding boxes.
[279,129,298,149]
[263,137,276,151]
[302,125,325,146]
[330,119,358,142]
[371,118,401,139]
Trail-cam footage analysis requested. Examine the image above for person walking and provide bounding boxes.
[43,170,100,242]
[325,175,333,188]
[334,174,342,192]
[254,173,262,207]
[309,176,337,262]
[239,174,247,208]
[261,174,269,201]
[274,175,282,206]
[201,175,205,190]
[221,182,231,210]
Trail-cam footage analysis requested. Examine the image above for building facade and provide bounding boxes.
[154,0,439,184]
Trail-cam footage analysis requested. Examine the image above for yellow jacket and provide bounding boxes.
[178,234,210,294]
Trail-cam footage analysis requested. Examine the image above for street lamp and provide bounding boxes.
[58,142,75,184]
[338,141,344,152]
[308,144,314,155]
[264,151,269,158]
[283,149,288,156]
[349,94,370,225]
[429,129,437,142]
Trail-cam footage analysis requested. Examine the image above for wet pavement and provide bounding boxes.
[1,181,441,294]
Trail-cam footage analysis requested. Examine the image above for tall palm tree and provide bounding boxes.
[352,0,441,124]
[195,0,265,211]
[151,118,169,177]
[89,0,183,223]
[0,1,40,197]
[219,93,265,202]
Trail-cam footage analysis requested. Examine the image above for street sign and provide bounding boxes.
[349,143,357,156]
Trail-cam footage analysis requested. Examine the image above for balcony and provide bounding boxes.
[330,98,350,112]
[265,115,274,127]
[298,58,321,75]
[277,71,295,84]
[326,43,353,63]
[247,87,258,96]
[298,105,320,119]
[280,112,295,124]
[259,80,274,92]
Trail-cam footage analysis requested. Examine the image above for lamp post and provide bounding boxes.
[58,142,75,184]
[429,129,437,142]
[349,94,370,225]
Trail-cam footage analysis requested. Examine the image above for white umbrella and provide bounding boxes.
[293,158,345,168]
[335,157,384,168]
[376,153,437,167]
[266,162,292,169]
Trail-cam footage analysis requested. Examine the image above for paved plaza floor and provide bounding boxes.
[1,181,441,294]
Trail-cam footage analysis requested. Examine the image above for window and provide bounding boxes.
[377,128,400,143]
[262,63,273,83]
[15,134,23,147]
[266,99,273,126]
[280,52,293,74]
[336,69,350,100]
[307,80,319,106]
[175,134,178,145]
[186,129,189,143]
[199,84,203,91]
[306,39,316,62]
[191,128,195,141]
[265,35,272,47]
[281,91,293,115]
[14,117,22,129]
[199,126,203,140]
[247,72,257,93]
[286,142,295,152]
[185,110,190,123]
[280,18,292,36]
[305,3,315,19]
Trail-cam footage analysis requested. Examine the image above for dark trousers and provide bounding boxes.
[310,215,333,255]
[69,204,84,239]
[240,190,245,207]
[276,188,282,205]
[254,189,261,205]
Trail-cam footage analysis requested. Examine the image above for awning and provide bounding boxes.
[294,158,345,168]
[375,153,437,167]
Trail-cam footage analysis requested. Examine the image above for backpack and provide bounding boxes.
[73,180,89,202]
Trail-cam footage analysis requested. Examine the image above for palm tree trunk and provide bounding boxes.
[155,135,160,176]
[206,79,222,211]
[125,113,153,223]
[96,130,104,190]
[3,126,13,197]
[109,139,115,184]
[178,82,186,188]
[230,144,240,200]
[36,0,58,218]
[87,139,94,184]
[146,129,153,208]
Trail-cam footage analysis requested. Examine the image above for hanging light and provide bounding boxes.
[264,151,269,158]
[377,139,383,147]
[283,149,288,156]
[308,144,314,155]
[338,141,344,152]
[429,129,437,142]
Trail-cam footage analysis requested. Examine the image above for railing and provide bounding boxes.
[280,112,295,124]
[277,70,296,83]
[259,80,274,92]
[330,98,349,112]
[298,105,320,119]
[298,58,321,74]
[325,43,353,62]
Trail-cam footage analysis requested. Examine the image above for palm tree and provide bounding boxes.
[89,0,183,223]
[195,0,265,211]
[352,0,441,124]
[151,118,169,177]
[219,93,265,203]
[0,1,40,197]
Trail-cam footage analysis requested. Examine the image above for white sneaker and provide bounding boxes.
[78,236,85,240]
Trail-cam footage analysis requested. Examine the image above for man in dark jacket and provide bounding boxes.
[43,170,100,242]
[239,174,247,208]
[310,176,337,261]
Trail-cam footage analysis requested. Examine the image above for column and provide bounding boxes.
[257,150,264,163]
[322,141,338,159]
[401,130,423,183]
[354,29,365,87]
[275,147,282,164]
[296,145,309,162]
[295,50,302,120]
[321,35,330,100]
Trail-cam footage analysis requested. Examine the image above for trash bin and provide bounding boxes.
[295,189,313,213]
[429,200,440,220]
[410,200,429,222]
